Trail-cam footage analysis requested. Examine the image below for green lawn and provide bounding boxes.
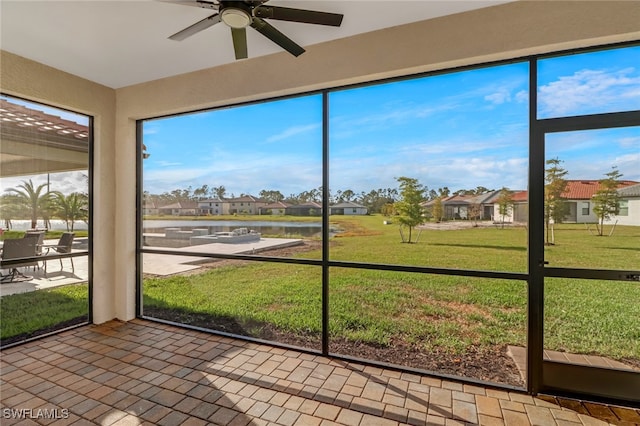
[2,215,637,365]
[0,283,88,342]
[143,216,640,362]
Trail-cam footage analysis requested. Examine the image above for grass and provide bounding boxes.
[0,283,88,342]
[2,215,637,363]
[143,216,640,361]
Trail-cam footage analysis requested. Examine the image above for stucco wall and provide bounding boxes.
[2,1,639,323]
[607,199,640,226]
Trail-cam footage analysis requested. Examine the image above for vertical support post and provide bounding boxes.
[135,120,143,317]
[527,58,544,394]
[87,116,95,323]
[322,91,330,355]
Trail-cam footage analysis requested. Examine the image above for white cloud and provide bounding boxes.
[1,171,88,196]
[539,67,640,116]
[618,136,640,148]
[484,88,511,105]
[515,90,529,103]
[265,123,320,143]
[154,160,183,167]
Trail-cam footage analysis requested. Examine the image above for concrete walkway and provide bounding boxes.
[2,319,638,425]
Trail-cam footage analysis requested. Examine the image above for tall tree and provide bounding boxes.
[193,184,210,200]
[259,189,284,203]
[212,185,226,199]
[0,194,23,229]
[431,197,444,223]
[593,167,623,236]
[341,189,355,202]
[544,158,569,245]
[468,202,482,227]
[4,179,52,229]
[52,191,88,231]
[497,187,514,229]
[395,177,426,243]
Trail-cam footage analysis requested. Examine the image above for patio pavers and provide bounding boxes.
[1,319,638,426]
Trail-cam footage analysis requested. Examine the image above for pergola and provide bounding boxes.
[0,99,89,178]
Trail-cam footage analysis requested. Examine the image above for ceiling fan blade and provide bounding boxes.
[169,13,221,41]
[250,17,305,57]
[160,0,218,11]
[231,28,248,59]
[254,6,343,27]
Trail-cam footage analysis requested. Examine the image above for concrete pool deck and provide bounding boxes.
[142,237,304,275]
[0,238,303,296]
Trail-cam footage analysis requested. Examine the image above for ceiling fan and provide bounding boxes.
[167,0,344,59]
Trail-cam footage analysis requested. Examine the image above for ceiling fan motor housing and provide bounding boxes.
[219,1,253,28]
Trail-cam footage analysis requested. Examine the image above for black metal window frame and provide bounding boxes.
[0,94,94,349]
[136,41,640,396]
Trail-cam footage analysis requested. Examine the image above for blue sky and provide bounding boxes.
[143,45,640,197]
[3,46,639,198]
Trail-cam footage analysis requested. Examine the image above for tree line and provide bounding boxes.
[143,183,481,214]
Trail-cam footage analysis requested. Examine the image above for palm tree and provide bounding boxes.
[51,191,88,231]
[4,179,52,229]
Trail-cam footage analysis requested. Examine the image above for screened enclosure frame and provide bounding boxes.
[136,41,640,404]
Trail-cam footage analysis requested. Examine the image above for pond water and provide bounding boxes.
[144,219,322,238]
[5,220,88,231]
[5,219,324,238]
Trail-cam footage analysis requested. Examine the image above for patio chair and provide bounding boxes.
[24,231,45,255]
[23,231,45,269]
[0,238,38,283]
[43,232,75,276]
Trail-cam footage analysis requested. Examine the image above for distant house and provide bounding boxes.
[259,201,291,215]
[558,180,637,224]
[423,191,501,221]
[285,202,323,216]
[330,201,368,215]
[157,201,199,216]
[222,195,267,215]
[143,200,159,216]
[504,190,528,223]
[607,183,640,226]
[197,198,224,215]
[492,180,639,224]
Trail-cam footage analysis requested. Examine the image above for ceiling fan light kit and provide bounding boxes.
[168,0,344,60]
[220,6,251,28]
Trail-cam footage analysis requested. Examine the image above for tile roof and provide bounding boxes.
[562,180,638,199]
[226,195,265,203]
[261,201,291,209]
[511,190,528,202]
[617,183,640,197]
[331,201,366,208]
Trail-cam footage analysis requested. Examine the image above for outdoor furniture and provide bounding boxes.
[23,231,45,270]
[24,230,45,255]
[0,238,38,283]
[43,232,75,276]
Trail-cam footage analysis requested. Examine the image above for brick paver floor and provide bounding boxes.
[1,320,639,425]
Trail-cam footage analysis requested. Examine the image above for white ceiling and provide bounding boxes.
[1,0,510,89]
